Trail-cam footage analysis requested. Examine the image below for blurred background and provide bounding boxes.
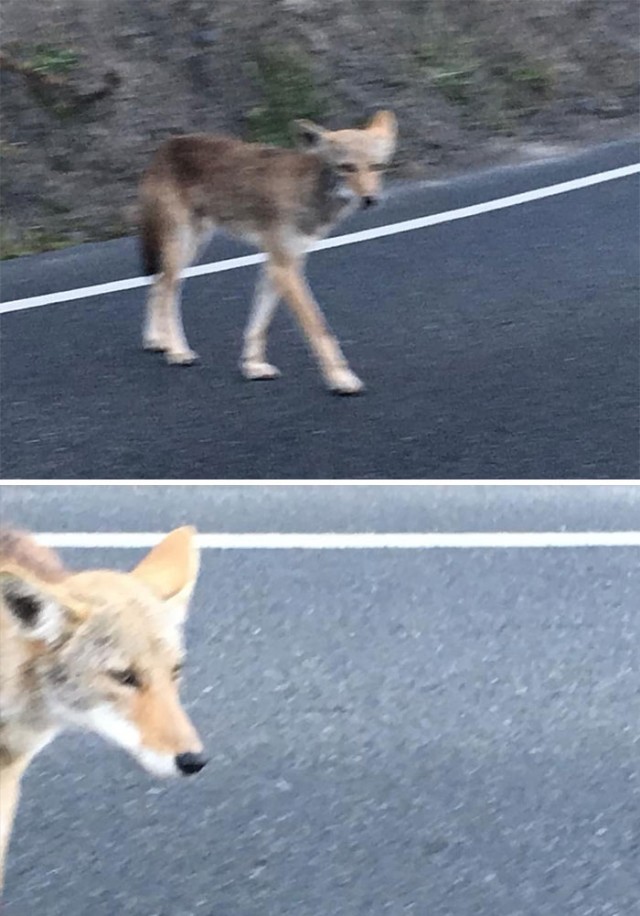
[1,0,638,259]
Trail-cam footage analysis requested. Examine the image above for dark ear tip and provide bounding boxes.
[292,119,323,149]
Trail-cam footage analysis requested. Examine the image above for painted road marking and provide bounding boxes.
[35,531,640,549]
[2,163,638,315]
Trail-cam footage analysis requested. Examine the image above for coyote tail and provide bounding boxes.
[140,204,161,276]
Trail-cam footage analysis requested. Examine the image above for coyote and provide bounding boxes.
[139,110,398,394]
[0,527,206,891]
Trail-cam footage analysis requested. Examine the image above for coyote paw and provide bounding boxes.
[142,336,168,352]
[327,368,365,396]
[241,360,281,380]
[165,349,199,366]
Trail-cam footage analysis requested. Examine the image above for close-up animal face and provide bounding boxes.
[295,110,398,208]
[0,528,206,778]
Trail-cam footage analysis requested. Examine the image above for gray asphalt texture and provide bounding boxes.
[2,485,639,915]
[1,139,639,479]
[3,482,640,534]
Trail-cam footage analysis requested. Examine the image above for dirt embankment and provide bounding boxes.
[1,0,638,257]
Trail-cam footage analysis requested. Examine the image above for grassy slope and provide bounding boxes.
[0,0,638,257]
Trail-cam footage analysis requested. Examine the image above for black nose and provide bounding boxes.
[362,196,377,209]
[175,752,207,775]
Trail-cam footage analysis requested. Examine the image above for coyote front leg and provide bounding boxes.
[267,256,364,395]
[240,266,282,380]
[0,758,27,893]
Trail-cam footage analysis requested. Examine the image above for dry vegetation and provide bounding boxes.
[1,0,638,257]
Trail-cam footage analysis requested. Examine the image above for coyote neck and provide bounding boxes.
[0,632,57,767]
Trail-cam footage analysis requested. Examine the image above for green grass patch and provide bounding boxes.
[26,45,79,76]
[3,43,82,118]
[0,140,25,157]
[415,33,553,128]
[432,68,476,106]
[414,31,481,109]
[0,226,76,259]
[501,62,554,111]
[246,45,326,146]
[412,5,553,129]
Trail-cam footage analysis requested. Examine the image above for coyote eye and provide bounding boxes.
[109,668,141,689]
[171,663,183,681]
[337,163,357,174]
[370,163,386,172]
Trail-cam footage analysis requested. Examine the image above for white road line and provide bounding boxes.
[2,163,638,315]
[4,479,639,487]
[34,531,640,549]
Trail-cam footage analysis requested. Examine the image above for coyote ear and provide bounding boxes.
[367,109,397,137]
[131,527,200,626]
[293,119,327,150]
[0,571,65,644]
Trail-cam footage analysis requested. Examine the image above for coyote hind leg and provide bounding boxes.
[143,283,168,352]
[240,266,281,380]
[145,224,200,365]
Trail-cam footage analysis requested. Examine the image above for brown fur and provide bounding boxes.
[139,111,398,393]
[0,527,204,892]
[0,529,67,585]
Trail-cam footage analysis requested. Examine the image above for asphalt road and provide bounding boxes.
[1,139,639,479]
[2,485,640,915]
[4,482,640,533]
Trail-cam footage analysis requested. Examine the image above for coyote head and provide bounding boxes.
[294,109,398,209]
[0,527,206,778]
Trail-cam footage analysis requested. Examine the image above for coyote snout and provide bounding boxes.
[176,751,207,775]
[0,526,206,889]
[135,744,207,778]
[139,110,397,394]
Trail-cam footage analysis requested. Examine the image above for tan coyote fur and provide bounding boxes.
[139,111,398,394]
[0,527,206,890]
